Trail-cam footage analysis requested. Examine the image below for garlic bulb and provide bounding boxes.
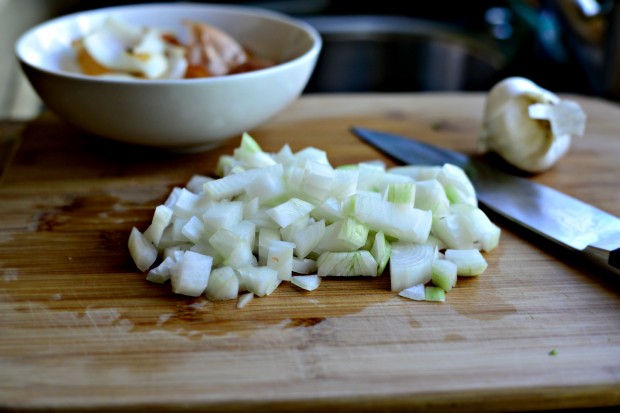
[478,77,586,173]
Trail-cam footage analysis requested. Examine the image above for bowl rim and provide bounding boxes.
[15,1,322,85]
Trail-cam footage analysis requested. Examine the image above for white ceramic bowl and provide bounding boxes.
[15,3,321,151]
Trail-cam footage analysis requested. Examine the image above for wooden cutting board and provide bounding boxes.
[1,93,619,412]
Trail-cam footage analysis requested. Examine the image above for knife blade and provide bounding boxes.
[351,126,620,276]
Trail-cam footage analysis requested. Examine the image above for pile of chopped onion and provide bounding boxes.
[128,134,500,305]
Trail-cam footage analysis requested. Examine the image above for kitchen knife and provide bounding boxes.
[352,126,620,276]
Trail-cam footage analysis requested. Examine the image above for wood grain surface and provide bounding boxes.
[1,93,619,412]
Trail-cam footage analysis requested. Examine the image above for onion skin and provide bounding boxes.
[478,77,586,173]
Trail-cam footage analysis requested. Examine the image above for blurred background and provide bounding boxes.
[2,0,619,120]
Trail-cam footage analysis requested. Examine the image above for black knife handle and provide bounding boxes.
[609,247,620,270]
[583,240,620,276]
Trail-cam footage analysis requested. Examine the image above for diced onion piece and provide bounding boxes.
[146,256,175,284]
[431,258,458,291]
[389,165,441,181]
[266,198,314,228]
[370,231,391,276]
[163,187,182,209]
[190,242,222,266]
[424,234,447,249]
[425,286,446,302]
[173,188,210,219]
[202,201,244,238]
[480,226,501,253]
[258,228,281,265]
[292,146,329,166]
[294,160,336,203]
[273,143,294,165]
[186,175,213,194]
[293,219,325,259]
[246,170,286,206]
[432,213,475,250]
[244,197,279,230]
[171,218,189,243]
[291,275,321,291]
[233,221,256,250]
[345,194,431,243]
[181,216,205,244]
[163,246,188,262]
[357,163,412,193]
[389,243,435,292]
[208,222,254,259]
[128,227,157,272]
[224,242,257,269]
[329,169,359,200]
[398,284,426,301]
[445,249,488,276]
[143,204,173,247]
[170,251,213,297]
[233,133,277,169]
[215,155,235,177]
[317,251,378,277]
[311,197,343,224]
[292,257,318,274]
[313,217,369,254]
[414,179,450,218]
[267,240,295,281]
[437,164,477,206]
[237,266,280,296]
[237,292,254,308]
[205,266,239,301]
[204,164,282,200]
[450,203,501,252]
[280,216,310,244]
[384,182,416,207]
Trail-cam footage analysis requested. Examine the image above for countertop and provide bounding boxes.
[1,93,619,412]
